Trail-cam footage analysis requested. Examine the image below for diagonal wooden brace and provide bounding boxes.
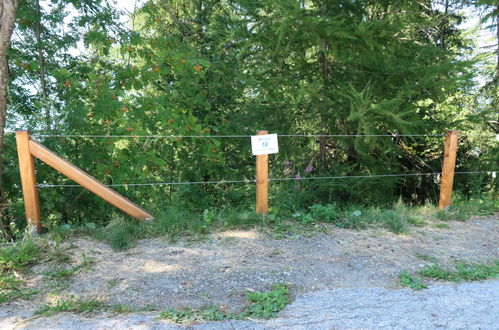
[16,131,154,233]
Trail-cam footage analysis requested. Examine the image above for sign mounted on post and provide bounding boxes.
[251,133,279,155]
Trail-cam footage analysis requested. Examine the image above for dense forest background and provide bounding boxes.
[0,0,497,232]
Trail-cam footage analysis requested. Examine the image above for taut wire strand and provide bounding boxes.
[31,133,452,139]
[36,170,496,188]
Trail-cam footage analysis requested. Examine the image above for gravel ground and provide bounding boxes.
[2,280,498,329]
[0,215,497,329]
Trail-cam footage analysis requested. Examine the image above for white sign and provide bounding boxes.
[251,134,279,155]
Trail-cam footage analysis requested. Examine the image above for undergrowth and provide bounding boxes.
[35,297,106,316]
[18,193,499,251]
[0,235,77,304]
[418,260,499,282]
[0,239,42,303]
[158,283,290,323]
[399,259,499,290]
[34,282,291,322]
[398,270,427,290]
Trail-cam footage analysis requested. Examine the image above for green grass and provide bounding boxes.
[0,239,43,304]
[434,195,498,222]
[158,306,230,323]
[0,274,38,303]
[398,270,427,290]
[158,283,290,324]
[43,193,498,251]
[399,259,498,290]
[35,297,106,315]
[418,260,499,282]
[91,207,263,250]
[0,239,41,271]
[44,256,94,281]
[414,253,438,263]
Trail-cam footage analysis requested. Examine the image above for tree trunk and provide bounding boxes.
[319,3,329,170]
[495,2,499,84]
[0,0,18,217]
[35,0,50,131]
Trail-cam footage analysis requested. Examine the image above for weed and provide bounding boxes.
[419,260,499,282]
[110,303,135,314]
[434,195,498,222]
[43,254,95,291]
[201,306,230,321]
[433,223,450,229]
[139,304,158,312]
[0,274,38,303]
[398,270,427,290]
[159,307,202,323]
[0,239,43,304]
[35,297,105,315]
[81,195,497,250]
[158,283,291,324]
[414,253,438,263]
[239,283,290,319]
[0,240,40,272]
[309,204,339,223]
[107,278,120,288]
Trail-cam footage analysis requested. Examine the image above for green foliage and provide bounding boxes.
[35,297,106,316]
[309,204,339,223]
[0,274,38,303]
[435,194,499,221]
[239,283,290,319]
[419,260,499,282]
[0,239,40,271]
[2,0,496,232]
[398,270,427,290]
[158,283,290,324]
[158,307,230,324]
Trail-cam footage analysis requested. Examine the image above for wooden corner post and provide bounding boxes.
[256,130,269,215]
[16,131,43,233]
[16,131,154,230]
[439,130,459,211]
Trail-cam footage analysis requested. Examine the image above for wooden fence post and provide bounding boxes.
[256,130,269,214]
[439,130,459,211]
[27,139,154,220]
[15,131,43,234]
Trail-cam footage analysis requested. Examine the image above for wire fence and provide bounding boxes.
[30,132,498,139]
[36,170,497,188]
[19,130,497,189]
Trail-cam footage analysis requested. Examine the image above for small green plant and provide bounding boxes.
[35,297,105,316]
[0,239,41,272]
[434,195,498,222]
[414,253,438,263]
[139,304,158,312]
[110,303,135,314]
[0,274,38,303]
[107,278,120,288]
[158,283,291,324]
[398,270,427,290]
[159,307,204,323]
[239,283,290,319]
[309,204,338,223]
[43,254,95,291]
[419,260,499,282]
[0,239,43,304]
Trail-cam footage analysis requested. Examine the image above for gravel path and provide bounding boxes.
[1,216,497,329]
[3,280,498,329]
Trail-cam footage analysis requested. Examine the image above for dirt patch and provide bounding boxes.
[3,215,499,316]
